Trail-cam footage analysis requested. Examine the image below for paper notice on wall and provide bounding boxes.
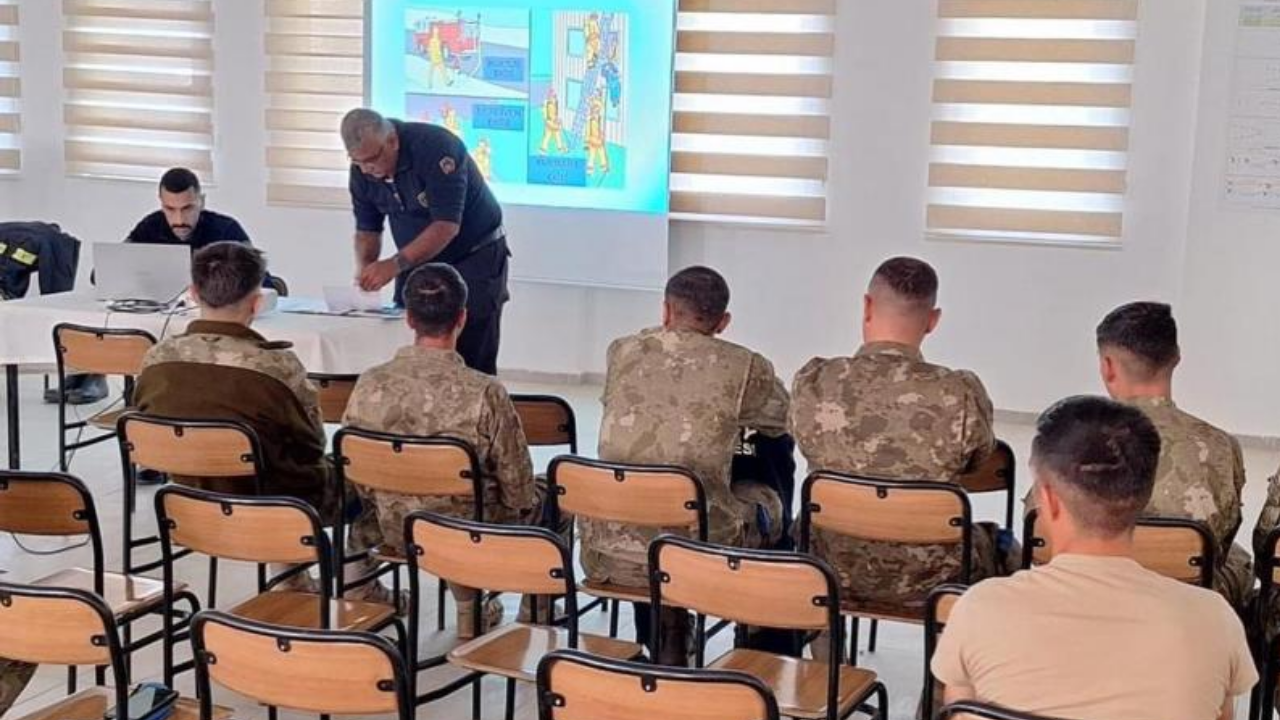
[1225,0,1280,209]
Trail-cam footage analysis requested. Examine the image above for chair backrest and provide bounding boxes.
[548,456,707,536]
[118,413,263,478]
[938,700,1071,720]
[1021,510,1214,587]
[512,394,578,451]
[0,471,96,537]
[923,585,968,715]
[650,535,837,633]
[54,323,156,377]
[308,373,359,425]
[409,511,575,598]
[193,610,410,719]
[334,428,482,507]
[0,583,120,668]
[957,441,1015,495]
[800,473,973,580]
[536,649,780,720]
[156,485,328,566]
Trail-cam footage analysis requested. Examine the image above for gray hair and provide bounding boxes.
[340,108,393,151]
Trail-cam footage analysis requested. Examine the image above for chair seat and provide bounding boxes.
[580,578,647,602]
[841,599,926,624]
[87,408,130,431]
[231,591,395,632]
[34,567,182,619]
[10,688,230,720]
[369,544,409,564]
[449,622,643,682]
[710,649,879,720]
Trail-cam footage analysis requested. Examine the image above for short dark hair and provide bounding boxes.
[665,266,729,331]
[159,168,201,195]
[404,264,468,338]
[191,242,265,309]
[1031,395,1161,537]
[870,257,938,310]
[1096,302,1180,376]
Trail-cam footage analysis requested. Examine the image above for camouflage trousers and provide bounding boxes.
[0,659,35,715]
[811,522,1014,610]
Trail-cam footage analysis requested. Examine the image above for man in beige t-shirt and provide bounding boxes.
[932,396,1255,720]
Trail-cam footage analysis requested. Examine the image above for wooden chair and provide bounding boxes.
[1020,510,1215,586]
[648,535,887,720]
[938,701,1075,720]
[116,413,265,578]
[333,427,484,631]
[1252,527,1280,720]
[957,440,1017,531]
[547,455,708,640]
[0,471,198,690]
[798,472,973,664]
[409,511,643,720]
[536,648,781,720]
[53,324,156,472]
[0,582,229,720]
[155,485,400,686]
[921,584,968,716]
[191,610,411,720]
[308,373,359,425]
[512,394,578,454]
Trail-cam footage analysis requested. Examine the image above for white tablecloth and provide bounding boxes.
[0,292,414,374]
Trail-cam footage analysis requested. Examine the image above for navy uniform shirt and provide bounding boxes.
[348,119,507,311]
[126,209,251,250]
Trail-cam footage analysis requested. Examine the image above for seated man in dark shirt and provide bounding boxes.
[127,167,251,249]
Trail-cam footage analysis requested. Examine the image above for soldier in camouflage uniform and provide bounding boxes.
[584,266,788,664]
[133,242,389,602]
[0,660,34,716]
[1096,302,1251,611]
[342,264,542,637]
[1253,471,1280,641]
[791,257,1004,615]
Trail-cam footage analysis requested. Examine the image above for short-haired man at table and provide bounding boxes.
[932,396,1256,719]
[126,167,251,250]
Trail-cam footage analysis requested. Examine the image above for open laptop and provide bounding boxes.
[94,243,191,302]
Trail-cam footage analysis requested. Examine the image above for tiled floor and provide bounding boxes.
[2,374,1276,720]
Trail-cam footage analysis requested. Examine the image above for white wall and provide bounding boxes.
[6,0,1264,436]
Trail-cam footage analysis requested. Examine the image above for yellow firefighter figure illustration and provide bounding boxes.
[585,12,602,69]
[585,89,609,176]
[441,104,462,138]
[474,137,494,181]
[426,24,452,89]
[540,88,568,154]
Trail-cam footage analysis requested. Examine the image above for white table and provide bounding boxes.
[0,292,413,468]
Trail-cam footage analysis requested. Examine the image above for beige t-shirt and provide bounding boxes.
[932,554,1256,720]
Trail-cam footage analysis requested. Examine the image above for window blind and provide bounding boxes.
[264,0,363,208]
[0,0,19,173]
[926,0,1138,244]
[62,0,215,181]
[671,0,835,226]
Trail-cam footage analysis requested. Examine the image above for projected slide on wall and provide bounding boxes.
[368,0,676,215]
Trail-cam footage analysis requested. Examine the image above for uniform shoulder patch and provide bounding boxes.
[439,156,457,175]
[258,340,294,351]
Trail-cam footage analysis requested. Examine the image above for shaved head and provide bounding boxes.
[868,257,938,318]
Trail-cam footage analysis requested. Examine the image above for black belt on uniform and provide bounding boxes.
[454,224,506,263]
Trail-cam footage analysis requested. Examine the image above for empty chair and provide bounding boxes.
[512,394,578,454]
[649,535,888,720]
[957,440,1017,531]
[308,373,359,425]
[536,649,780,720]
[191,610,411,720]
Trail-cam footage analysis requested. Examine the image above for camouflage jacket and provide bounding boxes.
[587,327,789,564]
[1254,467,1280,561]
[342,345,536,534]
[1125,396,1245,555]
[133,320,330,512]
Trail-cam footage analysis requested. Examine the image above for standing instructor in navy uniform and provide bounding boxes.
[341,108,510,374]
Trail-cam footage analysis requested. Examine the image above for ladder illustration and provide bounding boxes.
[568,12,619,148]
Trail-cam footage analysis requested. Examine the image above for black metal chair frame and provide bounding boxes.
[1021,510,1216,588]
[0,582,134,719]
[53,323,156,472]
[648,534,889,720]
[535,648,782,720]
[0,472,197,693]
[921,584,968,716]
[938,700,1077,720]
[306,372,360,424]
[406,510,582,720]
[511,394,579,455]
[798,472,974,664]
[546,454,713,650]
[963,439,1017,532]
[191,609,414,720]
[332,427,484,632]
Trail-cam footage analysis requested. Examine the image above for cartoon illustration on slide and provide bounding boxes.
[540,88,568,154]
[441,103,462,137]
[405,9,530,99]
[474,137,494,180]
[528,11,628,189]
